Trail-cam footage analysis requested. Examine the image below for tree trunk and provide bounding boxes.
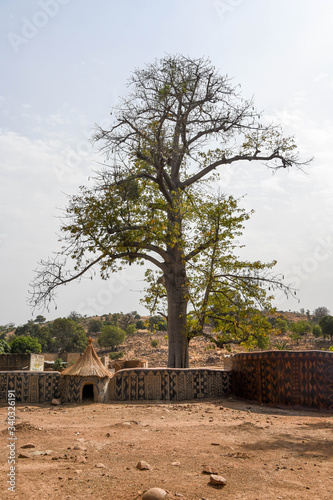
[165,262,189,368]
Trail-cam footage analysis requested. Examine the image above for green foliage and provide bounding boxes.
[109,351,124,360]
[273,340,290,351]
[0,339,11,353]
[30,56,309,366]
[126,324,137,335]
[67,311,82,322]
[312,325,322,338]
[32,326,56,352]
[275,318,289,334]
[148,316,167,332]
[328,346,333,352]
[151,339,159,348]
[14,321,56,352]
[289,333,301,344]
[136,320,145,329]
[290,320,312,336]
[98,325,126,348]
[104,312,138,331]
[10,336,42,354]
[50,318,88,353]
[313,307,330,323]
[319,315,333,340]
[34,315,46,324]
[53,358,65,371]
[87,319,102,333]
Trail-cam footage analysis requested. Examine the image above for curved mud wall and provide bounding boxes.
[232,350,333,410]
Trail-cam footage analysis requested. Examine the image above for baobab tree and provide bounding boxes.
[30,55,310,367]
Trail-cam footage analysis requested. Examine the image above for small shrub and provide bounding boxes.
[109,351,124,360]
[164,335,168,340]
[53,358,65,371]
[151,339,159,348]
[126,324,137,335]
[312,325,322,338]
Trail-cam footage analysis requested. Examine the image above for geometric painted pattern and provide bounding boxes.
[0,371,60,403]
[61,375,110,403]
[232,350,333,411]
[111,368,232,402]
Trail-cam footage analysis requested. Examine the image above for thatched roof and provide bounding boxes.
[61,338,112,378]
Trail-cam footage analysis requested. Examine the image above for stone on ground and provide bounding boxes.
[142,488,167,500]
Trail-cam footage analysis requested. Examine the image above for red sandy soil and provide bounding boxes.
[0,397,332,500]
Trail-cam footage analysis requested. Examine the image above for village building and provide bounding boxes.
[60,337,112,403]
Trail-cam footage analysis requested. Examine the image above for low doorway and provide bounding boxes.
[81,382,96,402]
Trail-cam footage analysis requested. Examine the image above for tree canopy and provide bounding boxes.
[30,55,309,367]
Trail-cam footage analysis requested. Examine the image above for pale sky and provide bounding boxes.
[1,0,333,326]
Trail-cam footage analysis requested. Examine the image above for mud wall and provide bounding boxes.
[0,371,60,403]
[0,354,44,371]
[232,350,333,410]
[109,368,232,401]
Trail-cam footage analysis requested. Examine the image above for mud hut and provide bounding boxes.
[61,338,112,403]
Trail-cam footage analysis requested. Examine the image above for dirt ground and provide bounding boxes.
[0,398,332,500]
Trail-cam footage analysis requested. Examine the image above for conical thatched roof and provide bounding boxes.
[61,338,112,378]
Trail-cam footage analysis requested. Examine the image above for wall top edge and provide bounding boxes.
[233,350,333,358]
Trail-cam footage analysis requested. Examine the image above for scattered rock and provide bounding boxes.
[137,460,152,470]
[171,461,180,466]
[73,445,87,451]
[142,487,167,500]
[21,443,36,449]
[76,456,87,464]
[209,474,227,486]
[51,398,62,406]
[202,465,219,475]
[18,453,31,459]
[30,450,53,456]
[95,463,106,468]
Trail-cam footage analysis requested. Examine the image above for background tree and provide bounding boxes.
[0,339,11,353]
[319,315,333,341]
[98,324,126,348]
[87,318,103,333]
[312,324,322,338]
[34,315,46,324]
[10,336,42,354]
[30,55,309,367]
[290,320,312,336]
[313,307,330,323]
[67,311,83,322]
[50,318,88,353]
[14,321,56,352]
